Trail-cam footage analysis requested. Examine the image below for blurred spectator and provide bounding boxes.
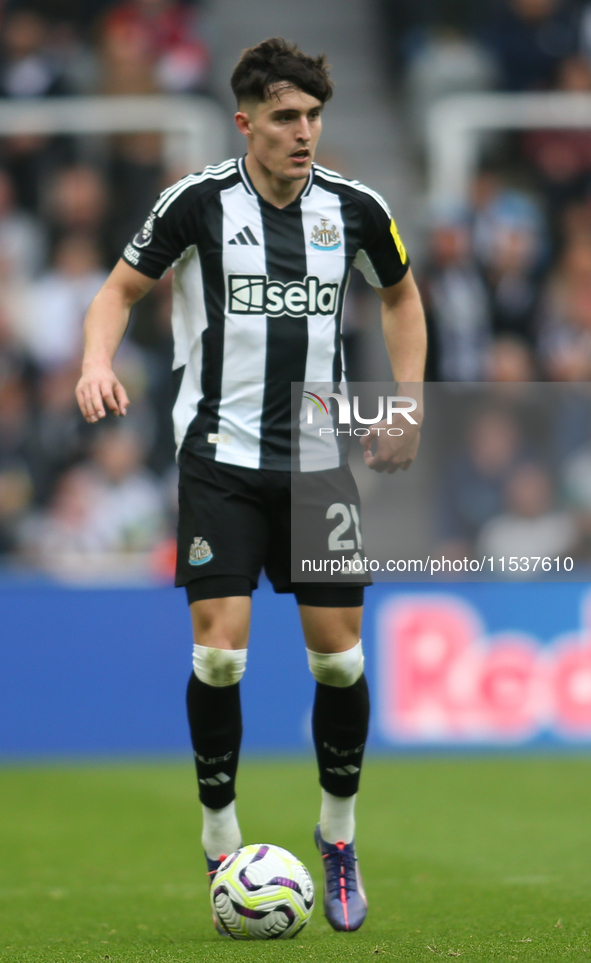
[562,433,591,507]
[98,7,158,95]
[0,167,47,278]
[0,9,70,98]
[43,21,99,95]
[484,335,539,380]
[421,212,493,380]
[20,233,107,370]
[0,359,36,557]
[476,461,576,568]
[482,196,547,342]
[471,176,547,271]
[28,363,89,504]
[17,423,168,574]
[561,427,591,557]
[483,0,579,91]
[405,26,498,137]
[0,368,34,474]
[96,17,166,254]
[43,164,109,238]
[437,406,526,558]
[536,236,591,379]
[377,0,502,80]
[522,55,591,219]
[101,0,209,93]
[0,10,76,212]
[41,163,123,262]
[560,196,591,243]
[0,464,33,556]
[577,1,591,65]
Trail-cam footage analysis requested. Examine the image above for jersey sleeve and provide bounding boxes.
[352,190,410,289]
[122,183,198,279]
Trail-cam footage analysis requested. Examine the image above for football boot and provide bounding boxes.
[314,824,367,932]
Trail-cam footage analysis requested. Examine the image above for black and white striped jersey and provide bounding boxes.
[123,157,409,470]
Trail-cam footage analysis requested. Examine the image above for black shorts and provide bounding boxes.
[175,450,369,607]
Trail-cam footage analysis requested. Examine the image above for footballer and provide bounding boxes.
[76,37,426,933]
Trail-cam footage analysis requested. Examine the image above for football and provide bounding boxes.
[210,843,314,939]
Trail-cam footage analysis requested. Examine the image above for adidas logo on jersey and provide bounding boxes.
[228,225,259,246]
[228,274,339,317]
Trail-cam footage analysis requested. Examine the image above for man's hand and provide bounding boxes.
[75,260,156,424]
[366,270,426,473]
[76,364,129,423]
[359,418,421,473]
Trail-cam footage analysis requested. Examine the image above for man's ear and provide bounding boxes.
[234,111,252,136]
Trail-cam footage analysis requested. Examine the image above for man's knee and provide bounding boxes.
[189,597,250,686]
[192,644,247,687]
[307,641,364,687]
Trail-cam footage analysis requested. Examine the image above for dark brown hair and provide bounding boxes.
[230,37,333,105]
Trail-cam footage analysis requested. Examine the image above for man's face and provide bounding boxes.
[236,84,323,183]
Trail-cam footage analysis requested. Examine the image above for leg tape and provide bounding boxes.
[192,644,247,687]
[306,640,364,688]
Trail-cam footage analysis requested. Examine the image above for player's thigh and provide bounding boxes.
[298,603,363,653]
[176,454,269,591]
[190,595,251,650]
[291,464,368,580]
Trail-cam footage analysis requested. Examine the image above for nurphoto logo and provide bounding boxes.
[303,390,418,436]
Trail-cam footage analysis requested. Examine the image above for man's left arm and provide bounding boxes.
[360,268,427,472]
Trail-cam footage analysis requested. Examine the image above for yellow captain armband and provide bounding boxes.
[389,218,408,264]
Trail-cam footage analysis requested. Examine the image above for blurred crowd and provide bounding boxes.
[432,387,591,575]
[379,0,591,572]
[4,0,591,579]
[377,0,591,384]
[0,0,209,578]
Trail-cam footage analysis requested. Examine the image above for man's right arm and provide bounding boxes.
[76,259,157,424]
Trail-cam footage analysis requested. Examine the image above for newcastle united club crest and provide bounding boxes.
[310,219,341,251]
[189,536,213,566]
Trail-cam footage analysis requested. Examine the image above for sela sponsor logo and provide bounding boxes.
[310,218,341,251]
[133,210,156,249]
[303,390,418,437]
[189,536,213,566]
[228,274,339,317]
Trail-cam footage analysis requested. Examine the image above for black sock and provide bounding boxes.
[186,672,242,809]
[312,674,370,797]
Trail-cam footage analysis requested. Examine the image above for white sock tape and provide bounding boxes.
[192,644,247,687]
[306,640,364,688]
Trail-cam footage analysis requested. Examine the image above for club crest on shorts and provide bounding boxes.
[310,218,341,251]
[133,211,156,249]
[189,536,213,566]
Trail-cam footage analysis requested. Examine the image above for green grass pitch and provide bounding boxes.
[1,757,591,962]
